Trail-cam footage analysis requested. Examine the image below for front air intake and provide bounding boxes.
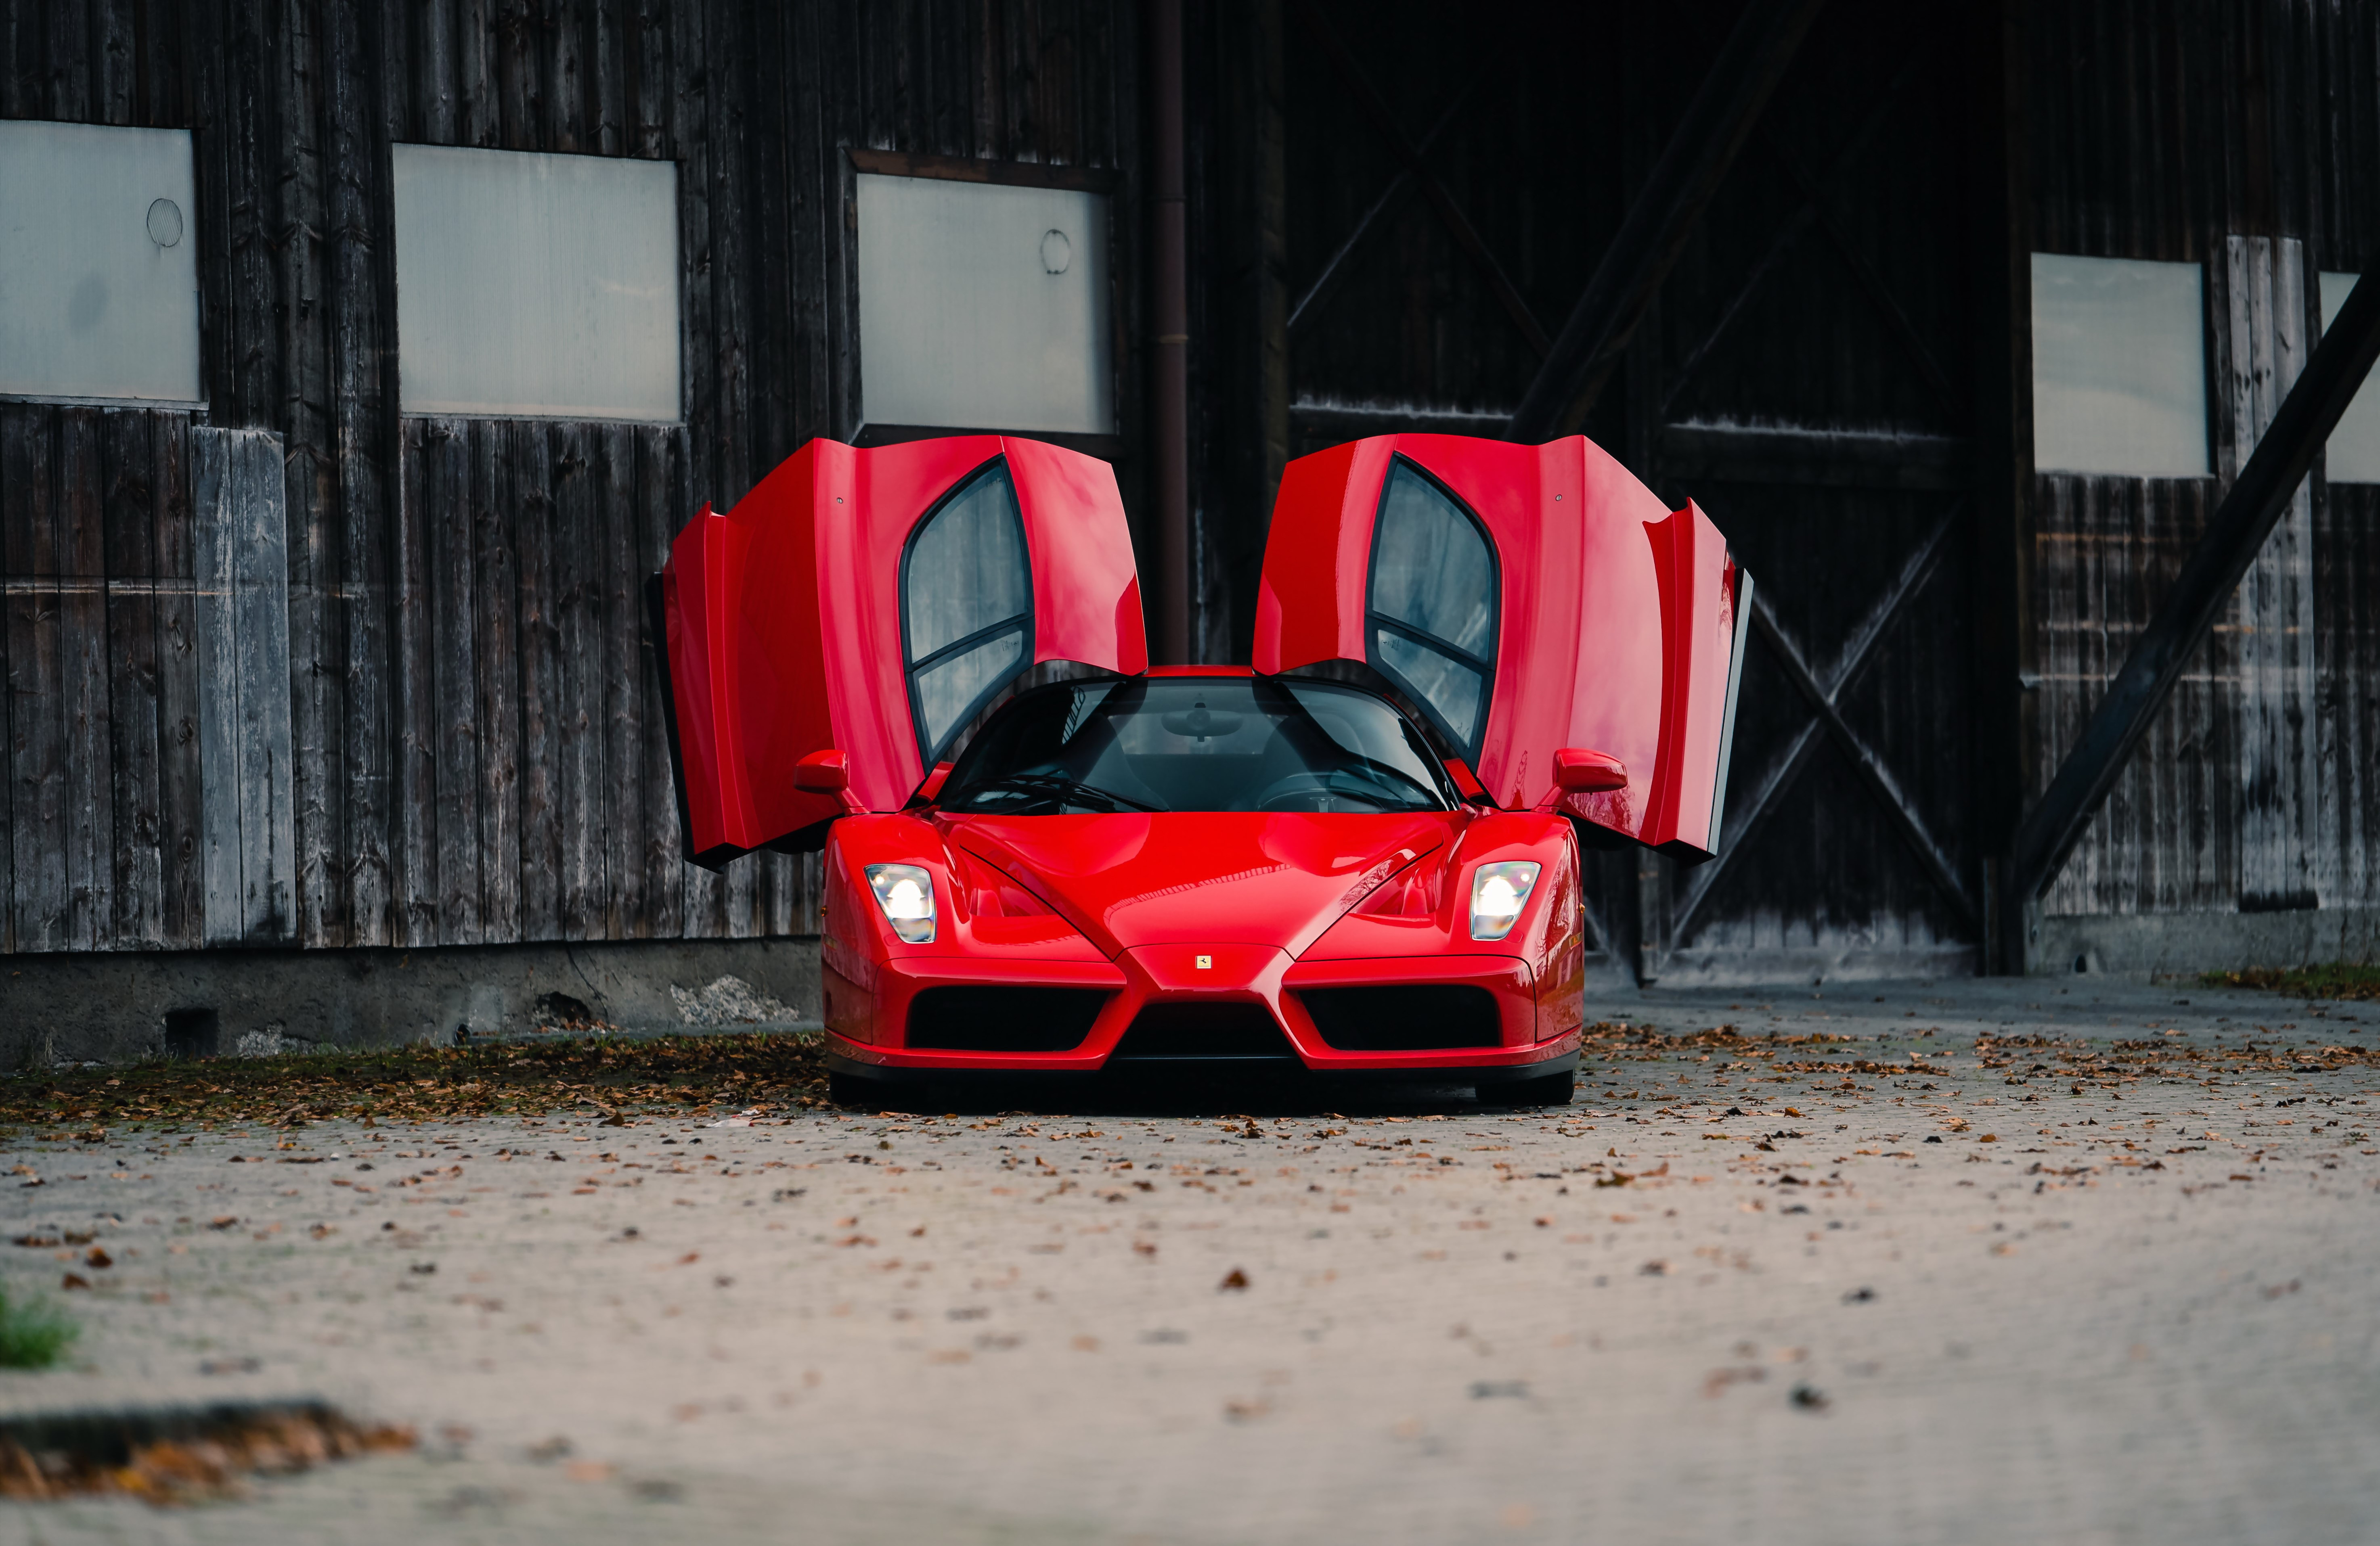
[905,987,1109,1052]
[1108,1003,1298,1063]
[1299,985,1502,1050]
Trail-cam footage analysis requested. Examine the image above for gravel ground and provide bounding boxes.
[4,975,2378,1546]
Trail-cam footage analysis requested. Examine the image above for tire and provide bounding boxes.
[1499,1068,1575,1107]
[826,1071,878,1109]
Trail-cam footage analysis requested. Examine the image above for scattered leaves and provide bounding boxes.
[0,1032,830,1136]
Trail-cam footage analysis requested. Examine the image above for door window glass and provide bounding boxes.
[1367,460,1496,753]
[903,461,1033,760]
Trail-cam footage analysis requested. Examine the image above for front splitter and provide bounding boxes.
[824,1040,1578,1091]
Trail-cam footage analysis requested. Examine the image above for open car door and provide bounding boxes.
[1252,434,1749,862]
[658,435,1146,866]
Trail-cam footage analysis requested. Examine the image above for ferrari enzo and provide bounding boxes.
[655,432,1749,1107]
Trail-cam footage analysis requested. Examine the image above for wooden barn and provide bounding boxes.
[0,0,2376,1056]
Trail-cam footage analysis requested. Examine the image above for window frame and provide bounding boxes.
[389,142,683,425]
[898,455,1037,766]
[2027,250,2215,479]
[0,120,205,409]
[1362,455,1500,761]
[842,148,1127,462]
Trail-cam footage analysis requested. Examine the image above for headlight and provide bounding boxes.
[865,863,937,943]
[1469,861,1541,941]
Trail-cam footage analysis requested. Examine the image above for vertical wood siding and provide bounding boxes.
[0,0,1136,953]
[2029,0,2380,923]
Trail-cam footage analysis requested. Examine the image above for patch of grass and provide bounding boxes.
[0,1286,79,1370]
[0,1030,830,1138]
[2202,962,2380,1001]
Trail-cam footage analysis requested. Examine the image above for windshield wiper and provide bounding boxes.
[954,772,1163,813]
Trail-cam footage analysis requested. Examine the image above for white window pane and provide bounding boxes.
[1375,628,1484,750]
[905,464,1030,658]
[2320,272,2380,484]
[857,174,1114,434]
[1370,462,1495,657]
[393,145,680,421]
[915,628,1026,760]
[0,121,200,405]
[2032,253,2209,476]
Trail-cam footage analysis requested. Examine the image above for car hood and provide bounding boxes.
[945,811,1458,958]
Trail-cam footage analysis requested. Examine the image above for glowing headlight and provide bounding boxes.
[865,863,937,943]
[1469,861,1541,941]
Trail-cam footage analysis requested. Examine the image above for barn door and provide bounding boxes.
[658,435,1146,866]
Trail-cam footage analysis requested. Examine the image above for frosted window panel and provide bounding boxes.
[1371,462,1495,657]
[2032,253,2210,476]
[905,465,1030,657]
[857,174,1114,434]
[2319,272,2380,484]
[393,145,680,421]
[0,121,200,404]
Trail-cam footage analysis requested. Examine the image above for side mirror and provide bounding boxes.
[1552,747,1628,793]
[794,749,850,794]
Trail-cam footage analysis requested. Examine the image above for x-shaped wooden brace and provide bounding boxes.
[1661,37,1952,420]
[1290,1,1548,357]
[1670,505,1977,942]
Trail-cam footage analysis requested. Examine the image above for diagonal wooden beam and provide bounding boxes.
[1286,57,1498,340]
[1662,44,1929,415]
[2009,262,2380,902]
[1751,598,1976,923]
[1670,508,1955,939]
[1669,718,1826,943]
[1295,3,1549,356]
[1776,145,1960,419]
[1508,0,1829,441]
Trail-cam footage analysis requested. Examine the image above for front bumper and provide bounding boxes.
[823,941,1583,1078]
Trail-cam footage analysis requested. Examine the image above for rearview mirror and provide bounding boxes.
[794,749,850,794]
[1552,747,1627,793]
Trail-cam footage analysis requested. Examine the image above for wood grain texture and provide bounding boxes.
[471,419,523,941]
[152,413,205,948]
[425,418,480,944]
[391,418,440,945]
[513,421,562,939]
[101,410,165,949]
[329,0,396,949]
[3,408,66,953]
[192,428,296,945]
[57,409,111,951]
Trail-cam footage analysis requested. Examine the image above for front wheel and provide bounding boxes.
[1498,1068,1575,1107]
[827,1071,878,1109]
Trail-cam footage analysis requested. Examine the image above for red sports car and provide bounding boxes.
[656,433,1748,1107]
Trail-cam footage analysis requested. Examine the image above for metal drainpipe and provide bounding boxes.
[1148,0,1192,664]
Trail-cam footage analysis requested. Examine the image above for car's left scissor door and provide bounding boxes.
[659,435,1146,866]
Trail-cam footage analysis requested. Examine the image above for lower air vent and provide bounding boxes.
[1299,985,1502,1051]
[905,987,1108,1052]
[1109,1002,1297,1062]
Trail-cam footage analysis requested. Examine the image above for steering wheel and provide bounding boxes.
[1251,772,1339,812]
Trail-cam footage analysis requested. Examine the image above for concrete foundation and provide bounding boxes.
[8,902,2374,1068]
[2028,904,2380,978]
[0,936,823,1069]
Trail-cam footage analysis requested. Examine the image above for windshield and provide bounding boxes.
[938,676,1457,815]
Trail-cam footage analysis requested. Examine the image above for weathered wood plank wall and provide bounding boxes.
[0,0,1138,954]
[2029,0,2380,925]
[7,0,2374,973]
[1205,0,2378,979]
